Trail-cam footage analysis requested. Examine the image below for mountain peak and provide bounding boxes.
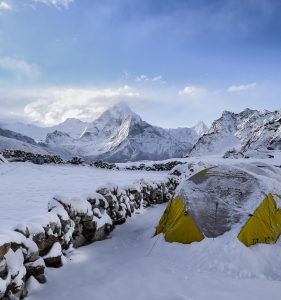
[192,121,208,136]
[105,102,135,117]
[96,102,140,125]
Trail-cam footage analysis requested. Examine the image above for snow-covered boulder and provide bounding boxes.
[43,242,62,268]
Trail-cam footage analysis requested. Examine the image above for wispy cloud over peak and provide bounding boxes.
[178,85,206,96]
[0,56,40,79]
[135,74,166,84]
[0,1,11,10]
[227,82,257,92]
[23,85,140,126]
[33,0,73,9]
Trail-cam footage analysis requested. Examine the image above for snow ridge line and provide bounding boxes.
[0,176,178,299]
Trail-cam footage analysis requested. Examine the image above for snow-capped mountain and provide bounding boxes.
[2,118,88,141]
[240,113,281,155]
[0,127,51,155]
[45,102,200,162]
[2,104,281,161]
[188,108,280,157]
[166,121,208,146]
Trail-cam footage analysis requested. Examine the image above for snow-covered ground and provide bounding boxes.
[27,204,281,300]
[0,163,167,229]
[2,157,281,300]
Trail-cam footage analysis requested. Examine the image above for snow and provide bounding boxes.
[27,205,281,300]
[53,195,93,216]
[2,156,281,299]
[44,102,196,162]
[189,108,281,158]
[0,229,38,254]
[2,118,89,141]
[0,135,50,155]
[94,210,112,229]
[43,242,62,259]
[0,154,8,163]
[0,162,167,229]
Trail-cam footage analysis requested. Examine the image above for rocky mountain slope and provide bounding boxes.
[45,103,206,162]
[166,121,208,146]
[2,118,88,141]
[188,108,281,157]
[6,103,281,162]
[0,127,51,155]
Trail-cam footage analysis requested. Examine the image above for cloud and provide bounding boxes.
[227,82,257,92]
[135,74,166,84]
[0,1,11,10]
[23,85,140,126]
[33,0,73,8]
[0,56,40,79]
[178,85,206,96]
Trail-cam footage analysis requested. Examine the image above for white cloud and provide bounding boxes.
[178,85,206,96]
[23,85,140,126]
[135,74,166,84]
[0,1,11,10]
[227,82,257,92]
[33,0,73,8]
[0,56,40,79]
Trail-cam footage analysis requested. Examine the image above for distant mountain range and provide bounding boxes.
[1,104,280,162]
[0,103,208,162]
[188,108,281,158]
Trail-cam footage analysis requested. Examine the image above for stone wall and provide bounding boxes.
[0,177,178,299]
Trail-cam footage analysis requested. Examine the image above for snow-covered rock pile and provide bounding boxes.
[0,230,43,299]
[0,177,178,299]
[1,150,64,164]
[67,156,85,165]
[92,160,119,170]
[124,161,184,171]
[93,160,185,172]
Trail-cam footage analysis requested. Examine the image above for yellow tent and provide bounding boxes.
[155,196,204,244]
[155,165,281,247]
[238,194,281,247]
[156,194,281,246]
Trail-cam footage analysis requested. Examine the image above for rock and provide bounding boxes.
[67,156,85,165]
[0,258,8,279]
[25,257,45,279]
[2,150,64,164]
[43,242,62,268]
[0,242,10,260]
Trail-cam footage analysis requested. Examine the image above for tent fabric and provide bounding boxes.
[179,165,260,238]
[238,194,281,247]
[155,196,204,244]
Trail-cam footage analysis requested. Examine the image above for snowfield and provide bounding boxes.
[27,205,281,300]
[2,156,281,300]
[0,162,167,229]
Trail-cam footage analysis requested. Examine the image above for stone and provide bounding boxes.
[0,242,10,259]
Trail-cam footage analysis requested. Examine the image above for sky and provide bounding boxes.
[1,0,281,128]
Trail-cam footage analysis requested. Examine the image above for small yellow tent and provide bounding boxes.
[155,196,204,244]
[238,194,281,247]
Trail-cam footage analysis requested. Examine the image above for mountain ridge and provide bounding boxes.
[188,108,281,158]
[45,102,207,162]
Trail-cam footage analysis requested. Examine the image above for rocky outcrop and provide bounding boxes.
[188,108,281,158]
[0,176,178,299]
[1,150,64,164]
[93,160,184,172]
